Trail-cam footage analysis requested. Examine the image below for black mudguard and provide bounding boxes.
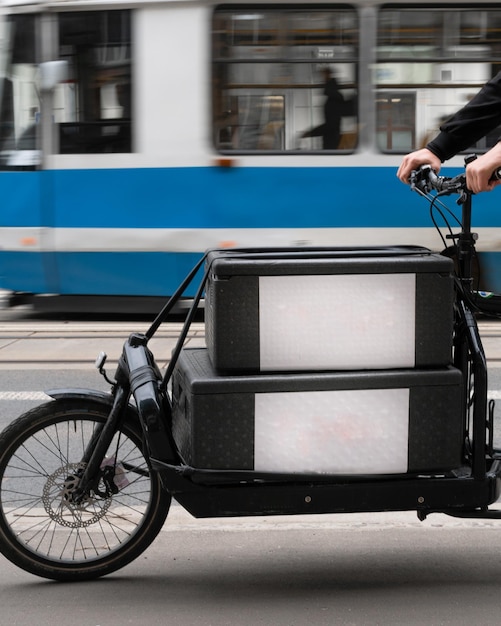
[45,388,139,419]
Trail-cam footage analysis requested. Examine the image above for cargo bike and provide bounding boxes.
[1,160,501,581]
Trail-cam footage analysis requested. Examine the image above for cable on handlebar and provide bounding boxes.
[410,166,462,251]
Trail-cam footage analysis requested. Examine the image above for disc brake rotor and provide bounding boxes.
[42,463,112,528]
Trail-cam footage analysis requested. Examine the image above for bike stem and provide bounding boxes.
[455,155,480,291]
[455,189,478,292]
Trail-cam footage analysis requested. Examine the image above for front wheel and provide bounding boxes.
[0,398,171,581]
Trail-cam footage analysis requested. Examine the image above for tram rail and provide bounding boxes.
[0,318,499,368]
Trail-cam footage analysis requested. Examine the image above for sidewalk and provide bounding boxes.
[0,320,206,369]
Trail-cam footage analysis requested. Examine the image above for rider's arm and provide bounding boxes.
[428,71,501,161]
[398,71,501,184]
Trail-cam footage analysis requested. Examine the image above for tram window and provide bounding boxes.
[0,14,40,170]
[376,93,415,152]
[212,7,358,153]
[376,6,501,153]
[57,11,132,154]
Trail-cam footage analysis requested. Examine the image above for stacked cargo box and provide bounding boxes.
[171,248,463,475]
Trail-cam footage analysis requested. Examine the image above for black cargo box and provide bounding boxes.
[171,348,463,475]
[204,247,454,373]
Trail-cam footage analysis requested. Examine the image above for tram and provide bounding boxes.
[1,0,501,306]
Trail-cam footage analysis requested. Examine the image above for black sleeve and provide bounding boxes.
[426,71,501,161]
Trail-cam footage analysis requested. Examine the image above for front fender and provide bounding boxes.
[45,388,139,417]
[46,388,114,404]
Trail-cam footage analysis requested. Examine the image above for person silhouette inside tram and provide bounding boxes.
[301,67,345,150]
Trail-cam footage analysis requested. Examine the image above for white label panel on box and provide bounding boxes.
[254,388,409,474]
[259,273,416,370]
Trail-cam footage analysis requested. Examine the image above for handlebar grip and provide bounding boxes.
[492,168,501,181]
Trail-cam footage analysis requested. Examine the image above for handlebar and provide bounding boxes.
[410,165,466,196]
[410,160,501,197]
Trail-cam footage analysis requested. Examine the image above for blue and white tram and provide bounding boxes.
[1,0,501,305]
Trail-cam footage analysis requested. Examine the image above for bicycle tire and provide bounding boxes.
[0,398,171,581]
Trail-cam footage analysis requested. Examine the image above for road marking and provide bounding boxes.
[0,392,48,400]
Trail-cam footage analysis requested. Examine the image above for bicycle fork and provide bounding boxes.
[70,385,130,504]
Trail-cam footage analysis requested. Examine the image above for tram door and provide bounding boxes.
[0,10,132,296]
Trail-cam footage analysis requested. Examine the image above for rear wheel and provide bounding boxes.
[0,398,171,581]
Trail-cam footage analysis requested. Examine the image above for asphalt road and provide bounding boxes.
[2,507,501,625]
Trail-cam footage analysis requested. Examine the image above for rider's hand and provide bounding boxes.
[397,148,442,184]
[465,142,501,193]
